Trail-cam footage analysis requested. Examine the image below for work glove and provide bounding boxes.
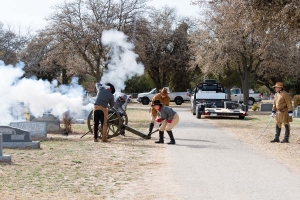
[271,111,275,117]
[156,118,161,123]
[288,111,293,117]
[167,119,172,126]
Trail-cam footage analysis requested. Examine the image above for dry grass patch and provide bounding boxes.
[0,107,172,200]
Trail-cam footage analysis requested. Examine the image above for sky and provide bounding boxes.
[0,0,201,32]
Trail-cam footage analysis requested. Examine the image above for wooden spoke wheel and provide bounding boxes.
[118,107,128,135]
[87,107,128,139]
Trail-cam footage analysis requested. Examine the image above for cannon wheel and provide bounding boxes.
[87,107,128,139]
[118,107,128,135]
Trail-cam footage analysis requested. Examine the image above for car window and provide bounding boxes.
[150,88,157,94]
[231,89,239,94]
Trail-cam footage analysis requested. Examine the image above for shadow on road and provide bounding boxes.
[174,143,228,149]
[175,138,215,143]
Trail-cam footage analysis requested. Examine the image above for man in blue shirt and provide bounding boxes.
[94,83,115,142]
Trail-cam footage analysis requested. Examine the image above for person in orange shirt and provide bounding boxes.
[147,88,170,138]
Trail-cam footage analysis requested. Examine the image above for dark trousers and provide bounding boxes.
[94,110,104,139]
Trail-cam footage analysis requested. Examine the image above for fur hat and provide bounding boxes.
[152,100,163,106]
[273,82,284,88]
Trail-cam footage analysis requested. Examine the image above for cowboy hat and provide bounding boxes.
[151,100,163,106]
[160,87,169,95]
[106,83,115,94]
[273,82,284,88]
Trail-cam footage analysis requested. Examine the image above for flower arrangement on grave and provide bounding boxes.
[293,95,300,107]
[251,103,259,111]
[62,111,73,136]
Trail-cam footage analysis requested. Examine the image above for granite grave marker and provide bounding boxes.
[0,126,40,149]
[259,103,273,112]
[32,113,60,132]
[0,133,11,162]
[10,122,47,140]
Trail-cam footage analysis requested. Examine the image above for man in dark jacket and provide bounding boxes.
[93,83,115,142]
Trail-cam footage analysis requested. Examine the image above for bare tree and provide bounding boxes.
[247,0,300,36]
[0,22,28,65]
[255,36,300,92]
[20,32,71,82]
[135,6,195,91]
[192,0,300,100]
[41,0,149,82]
[193,1,267,106]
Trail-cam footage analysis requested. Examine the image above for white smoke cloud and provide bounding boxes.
[0,61,93,125]
[100,29,144,91]
[0,30,144,125]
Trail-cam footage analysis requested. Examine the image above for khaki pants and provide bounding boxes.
[94,105,108,141]
[159,113,179,131]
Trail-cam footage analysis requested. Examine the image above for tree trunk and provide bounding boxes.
[239,56,251,111]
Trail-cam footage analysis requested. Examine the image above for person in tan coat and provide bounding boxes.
[147,88,170,138]
[270,82,293,143]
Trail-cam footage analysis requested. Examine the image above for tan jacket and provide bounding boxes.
[272,90,293,123]
[150,93,170,117]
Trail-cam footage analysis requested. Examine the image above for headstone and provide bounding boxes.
[0,126,40,149]
[32,113,60,132]
[294,106,300,118]
[0,133,11,162]
[260,103,273,112]
[10,122,47,140]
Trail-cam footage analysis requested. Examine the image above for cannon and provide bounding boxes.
[81,95,151,140]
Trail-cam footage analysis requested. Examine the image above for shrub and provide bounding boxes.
[252,103,259,111]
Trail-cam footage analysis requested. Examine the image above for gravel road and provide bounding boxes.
[162,107,300,200]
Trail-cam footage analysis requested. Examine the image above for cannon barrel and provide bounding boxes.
[123,125,149,139]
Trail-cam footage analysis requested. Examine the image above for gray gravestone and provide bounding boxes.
[260,103,273,112]
[10,122,47,140]
[0,126,40,149]
[32,113,60,132]
[0,133,11,162]
[294,106,300,118]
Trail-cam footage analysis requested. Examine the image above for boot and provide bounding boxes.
[281,124,290,143]
[147,123,154,139]
[270,126,281,143]
[167,131,176,145]
[120,129,125,136]
[155,131,164,143]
